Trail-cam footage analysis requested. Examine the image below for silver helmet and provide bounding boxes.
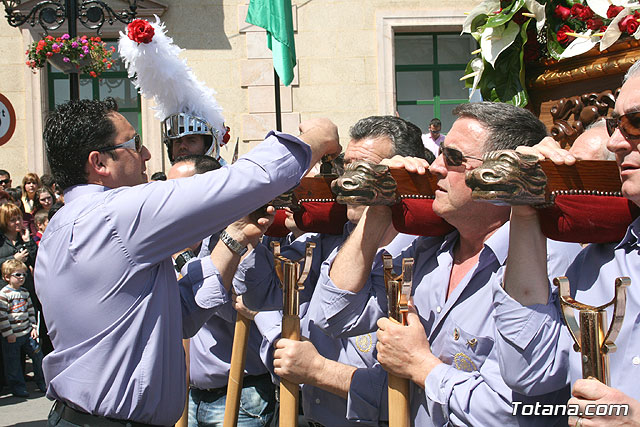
[162,112,221,162]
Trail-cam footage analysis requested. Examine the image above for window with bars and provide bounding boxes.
[47,41,141,133]
[395,33,477,133]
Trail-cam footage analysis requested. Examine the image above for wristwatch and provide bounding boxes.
[174,250,196,273]
[220,230,248,256]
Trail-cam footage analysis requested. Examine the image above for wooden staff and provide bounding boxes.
[223,313,252,427]
[383,255,414,427]
[175,339,190,427]
[272,241,315,427]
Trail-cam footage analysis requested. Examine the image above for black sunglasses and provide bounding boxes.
[0,179,9,185]
[97,134,142,153]
[439,142,483,167]
[605,112,640,141]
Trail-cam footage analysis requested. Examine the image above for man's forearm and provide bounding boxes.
[309,358,357,399]
[329,206,391,293]
[504,207,550,305]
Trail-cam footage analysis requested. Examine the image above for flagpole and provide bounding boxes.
[274,68,282,132]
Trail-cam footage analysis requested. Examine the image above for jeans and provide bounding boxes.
[1,333,44,392]
[189,375,276,427]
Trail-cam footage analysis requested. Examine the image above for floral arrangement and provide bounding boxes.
[25,34,116,77]
[462,0,640,107]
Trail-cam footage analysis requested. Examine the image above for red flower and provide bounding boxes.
[555,5,571,20]
[607,5,624,18]
[90,71,97,78]
[619,14,639,34]
[556,24,576,46]
[570,4,594,20]
[586,18,604,30]
[46,51,53,57]
[127,19,155,44]
[222,126,231,144]
[45,35,54,41]
[601,25,608,32]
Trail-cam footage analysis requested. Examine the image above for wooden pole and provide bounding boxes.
[223,314,252,427]
[279,314,301,427]
[175,339,190,427]
[387,319,410,427]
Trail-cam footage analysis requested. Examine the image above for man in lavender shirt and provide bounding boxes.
[317,103,582,426]
[35,98,339,426]
[494,61,640,427]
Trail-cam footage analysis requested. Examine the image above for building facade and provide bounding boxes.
[0,0,478,180]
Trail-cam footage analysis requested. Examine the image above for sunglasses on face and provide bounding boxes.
[11,272,26,278]
[0,179,9,185]
[97,134,143,153]
[605,112,640,141]
[439,142,483,167]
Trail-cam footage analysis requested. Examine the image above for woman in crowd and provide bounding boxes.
[32,187,55,215]
[20,173,40,215]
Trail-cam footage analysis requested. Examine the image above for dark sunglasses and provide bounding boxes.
[439,142,483,167]
[605,112,640,140]
[97,134,142,153]
[11,272,26,278]
[0,179,9,185]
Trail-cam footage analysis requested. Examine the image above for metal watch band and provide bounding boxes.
[220,230,248,256]
[174,250,196,273]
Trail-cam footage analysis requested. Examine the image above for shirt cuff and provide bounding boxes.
[424,363,476,424]
[183,256,230,309]
[492,281,559,351]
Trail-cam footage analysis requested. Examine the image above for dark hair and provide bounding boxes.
[150,171,167,181]
[44,97,120,190]
[32,186,56,214]
[172,154,222,174]
[6,187,21,203]
[452,102,548,152]
[0,190,13,204]
[40,174,56,189]
[48,201,64,221]
[34,209,49,226]
[349,116,426,159]
[429,118,442,128]
[0,169,10,179]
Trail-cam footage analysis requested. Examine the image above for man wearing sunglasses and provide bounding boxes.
[316,102,582,426]
[0,170,11,190]
[35,97,340,427]
[491,64,640,426]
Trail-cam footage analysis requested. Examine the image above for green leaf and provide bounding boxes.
[546,25,566,59]
[483,0,526,28]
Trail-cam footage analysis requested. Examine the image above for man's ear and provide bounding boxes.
[86,151,110,178]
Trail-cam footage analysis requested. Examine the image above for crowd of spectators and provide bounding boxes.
[0,168,61,397]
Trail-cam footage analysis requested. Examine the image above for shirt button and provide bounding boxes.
[315,398,321,404]
[436,306,442,313]
[633,356,640,365]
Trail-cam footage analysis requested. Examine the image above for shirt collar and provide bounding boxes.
[63,184,111,204]
[615,215,640,249]
[434,221,508,265]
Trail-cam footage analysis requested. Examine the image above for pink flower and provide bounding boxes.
[62,57,70,63]
[61,34,70,40]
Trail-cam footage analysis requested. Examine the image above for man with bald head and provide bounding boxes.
[569,120,615,161]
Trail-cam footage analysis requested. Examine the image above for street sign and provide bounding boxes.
[0,93,16,147]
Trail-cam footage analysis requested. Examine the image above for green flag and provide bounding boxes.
[246,0,297,86]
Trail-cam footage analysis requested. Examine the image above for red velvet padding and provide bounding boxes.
[264,209,290,237]
[538,195,640,243]
[391,198,454,237]
[294,201,348,235]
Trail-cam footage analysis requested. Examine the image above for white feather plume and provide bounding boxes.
[118,16,225,138]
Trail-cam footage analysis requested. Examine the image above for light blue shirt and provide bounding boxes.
[35,132,310,425]
[493,216,640,402]
[234,227,416,426]
[187,233,272,390]
[313,222,582,426]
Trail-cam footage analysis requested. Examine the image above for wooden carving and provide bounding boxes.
[549,91,617,148]
[331,160,398,206]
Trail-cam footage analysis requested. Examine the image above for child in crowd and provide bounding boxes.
[33,210,48,246]
[0,259,46,397]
